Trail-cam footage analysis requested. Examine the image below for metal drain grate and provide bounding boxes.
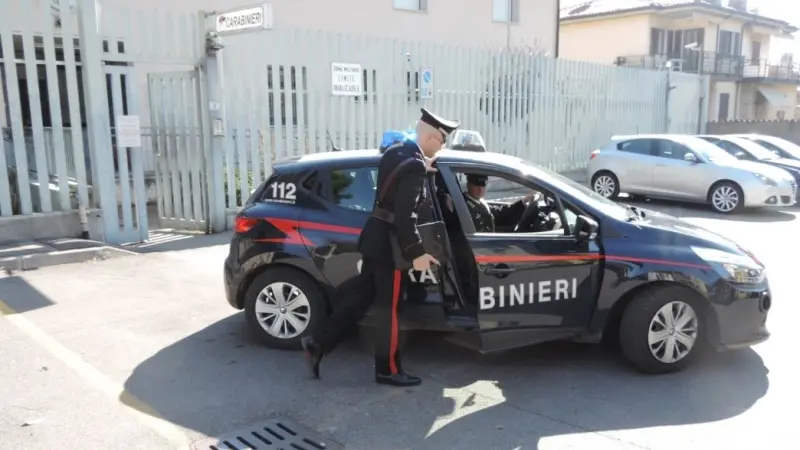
[191,416,344,450]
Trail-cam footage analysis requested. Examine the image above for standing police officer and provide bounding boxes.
[302,108,459,387]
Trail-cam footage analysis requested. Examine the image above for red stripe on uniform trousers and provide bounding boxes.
[389,270,402,375]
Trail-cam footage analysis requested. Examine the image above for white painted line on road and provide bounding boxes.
[0,299,189,449]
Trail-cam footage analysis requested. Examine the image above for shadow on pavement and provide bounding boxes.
[127,231,233,253]
[0,275,55,313]
[624,197,797,223]
[121,315,769,449]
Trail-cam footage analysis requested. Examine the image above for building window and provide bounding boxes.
[650,28,666,56]
[777,110,786,120]
[751,41,761,61]
[718,30,741,56]
[393,0,424,11]
[493,0,517,22]
[718,93,730,121]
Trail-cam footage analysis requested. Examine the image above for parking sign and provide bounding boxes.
[420,67,433,99]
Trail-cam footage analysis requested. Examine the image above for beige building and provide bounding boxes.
[93,0,561,51]
[2,0,561,129]
[558,0,799,121]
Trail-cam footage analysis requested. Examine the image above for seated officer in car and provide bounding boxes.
[463,174,540,233]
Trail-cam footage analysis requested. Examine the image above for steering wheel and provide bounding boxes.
[513,197,541,232]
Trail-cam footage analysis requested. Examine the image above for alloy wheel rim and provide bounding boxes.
[594,176,615,197]
[647,301,698,364]
[711,186,739,212]
[255,282,311,339]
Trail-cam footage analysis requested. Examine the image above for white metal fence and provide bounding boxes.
[218,27,709,210]
[1,0,711,243]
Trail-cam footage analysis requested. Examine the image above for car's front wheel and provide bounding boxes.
[709,181,744,214]
[619,285,704,374]
[244,268,327,350]
[591,171,620,200]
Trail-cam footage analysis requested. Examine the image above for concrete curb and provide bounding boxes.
[0,246,137,272]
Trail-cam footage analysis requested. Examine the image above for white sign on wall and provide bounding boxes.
[331,62,363,96]
[116,115,142,148]
[420,67,433,99]
[215,4,273,34]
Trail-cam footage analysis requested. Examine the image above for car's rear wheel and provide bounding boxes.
[244,267,327,350]
[709,181,744,214]
[591,171,620,200]
[619,285,704,374]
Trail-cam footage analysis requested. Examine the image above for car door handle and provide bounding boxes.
[484,265,516,275]
[655,163,667,167]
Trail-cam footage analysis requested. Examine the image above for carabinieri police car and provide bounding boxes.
[224,149,771,374]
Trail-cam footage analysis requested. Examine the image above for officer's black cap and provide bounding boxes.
[466,174,488,187]
[420,108,460,138]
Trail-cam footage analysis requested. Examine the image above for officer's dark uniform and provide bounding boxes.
[464,175,526,233]
[302,108,459,387]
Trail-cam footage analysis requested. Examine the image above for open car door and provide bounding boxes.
[436,163,602,352]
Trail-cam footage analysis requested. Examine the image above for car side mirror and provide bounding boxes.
[683,152,698,163]
[574,215,598,243]
[734,151,746,159]
[616,143,623,150]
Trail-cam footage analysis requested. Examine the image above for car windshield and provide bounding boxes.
[516,159,632,220]
[753,136,800,159]
[676,136,739,163]
[727,137,778,160]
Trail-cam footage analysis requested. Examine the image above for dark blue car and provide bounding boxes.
[224,149,771,374]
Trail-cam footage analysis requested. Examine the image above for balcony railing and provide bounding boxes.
[615,52,800,82]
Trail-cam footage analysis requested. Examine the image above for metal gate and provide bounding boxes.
[106,65,150,243]
[147,69,209,231]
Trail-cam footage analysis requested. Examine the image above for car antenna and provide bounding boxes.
[327,131,341,152]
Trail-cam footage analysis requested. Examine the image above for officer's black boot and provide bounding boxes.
[375,372,422,387]
[301,336,323,379]
[375,350,421,386]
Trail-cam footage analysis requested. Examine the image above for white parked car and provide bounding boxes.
[587,134,797,213]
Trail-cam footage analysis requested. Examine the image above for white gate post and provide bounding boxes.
[201,12,228,233]
[77,0,121,243]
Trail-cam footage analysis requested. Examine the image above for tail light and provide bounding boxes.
[234,216,259,234]
[590,149,600,159]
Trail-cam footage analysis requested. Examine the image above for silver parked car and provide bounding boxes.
[587,134,797,214]
[727,134,800,162]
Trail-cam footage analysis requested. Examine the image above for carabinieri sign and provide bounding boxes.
[215,4,274,34]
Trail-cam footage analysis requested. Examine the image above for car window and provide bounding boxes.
[671,135,739,163]
[330,167,378,212]
[727,137,778,160]
[754,139,789,158]
[715,140,746,157]
[452,169,586,236]
[755,136,800,159]
[654,139,691,160]
[616,139,653,155]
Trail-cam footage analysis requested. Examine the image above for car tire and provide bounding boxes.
[618,285,705,375]
[708,181,744,214]
[244,267,328,351]
[591,171,620,200]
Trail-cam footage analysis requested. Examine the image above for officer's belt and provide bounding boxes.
[371,207,395,223]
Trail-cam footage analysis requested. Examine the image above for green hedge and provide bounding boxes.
[223,168,254,207]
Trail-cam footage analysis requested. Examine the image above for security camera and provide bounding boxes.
[206,33,224,55]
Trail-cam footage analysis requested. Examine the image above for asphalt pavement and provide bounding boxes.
[0,198,798,450]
